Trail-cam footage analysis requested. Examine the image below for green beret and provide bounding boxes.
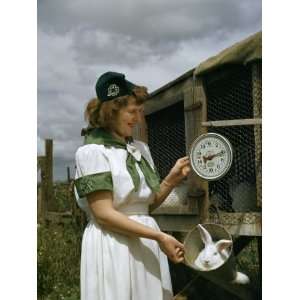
[95,71,136,102]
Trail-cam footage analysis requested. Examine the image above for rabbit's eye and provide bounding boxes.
[214,252,218,256]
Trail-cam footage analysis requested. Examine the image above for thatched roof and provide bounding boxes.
[194,31,261,76]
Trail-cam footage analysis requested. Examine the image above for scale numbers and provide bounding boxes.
[189,133,233,181]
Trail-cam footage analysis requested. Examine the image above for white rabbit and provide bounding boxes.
[194,224,250,285]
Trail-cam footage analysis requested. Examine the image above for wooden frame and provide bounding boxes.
[200,62,262,236]
[133,56,261,237]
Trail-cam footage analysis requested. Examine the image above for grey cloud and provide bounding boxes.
[38,1,261,69]
[71,29,173,68]
[38,0,261,42]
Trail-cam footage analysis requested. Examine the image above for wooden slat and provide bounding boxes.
[38,154,47,224]
[201,118,262,127]
[183,83,205,217]
[252,63,262,208]
[153,215,202,232]
[184,102,202,112]
[151,205,198,215]
[209,212,262,236]
[67,166,71,183]
[145,92,183,115]
[193,79,210,222]
[45,139,54,211]
[145,76,195,115]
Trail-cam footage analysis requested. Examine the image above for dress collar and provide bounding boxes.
[81,127,160,192]
[83,127,128,148]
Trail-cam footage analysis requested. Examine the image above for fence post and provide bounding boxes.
[45,139,54,212]
[38,156,47,224]
[67,166,71,183]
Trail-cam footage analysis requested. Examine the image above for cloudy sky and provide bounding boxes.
[37,0,261,181]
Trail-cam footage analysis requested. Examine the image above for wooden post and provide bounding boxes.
[67,166,71,183]
[184,86,203,215]
[38,156,47,224]
[45,139,54,212]
[184,78,210,222]
[252,63,262,209]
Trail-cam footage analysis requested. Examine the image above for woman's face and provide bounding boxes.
[112,99,144,139]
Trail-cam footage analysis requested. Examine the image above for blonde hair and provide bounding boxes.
[84,86,148,129]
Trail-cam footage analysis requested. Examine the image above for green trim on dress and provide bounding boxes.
[75,172,113,198]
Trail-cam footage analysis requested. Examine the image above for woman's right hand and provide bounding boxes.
[157,232,185,264]
[165,156,191,187]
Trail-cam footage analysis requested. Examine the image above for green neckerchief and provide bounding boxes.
[83,128,160,193]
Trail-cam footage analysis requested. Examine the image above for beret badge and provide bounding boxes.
[107,84,120,97]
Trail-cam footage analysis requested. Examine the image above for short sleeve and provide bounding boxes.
[74,144,113,198]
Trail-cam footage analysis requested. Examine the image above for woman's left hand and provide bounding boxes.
[165,156,191,187]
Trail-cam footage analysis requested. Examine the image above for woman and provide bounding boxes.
[74,71,191,300]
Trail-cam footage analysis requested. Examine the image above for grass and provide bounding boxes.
[37,222,83,300]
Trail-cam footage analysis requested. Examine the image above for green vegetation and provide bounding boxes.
[37,222,82,300]
[52,183,72,212]
[38,182,83,299]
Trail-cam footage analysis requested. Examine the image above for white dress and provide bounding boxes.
[74,140,173,300]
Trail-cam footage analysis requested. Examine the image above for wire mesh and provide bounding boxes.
[204,65,254,120]
[146,101,186,180]
[204,64,261,213]
[207,126,258,212]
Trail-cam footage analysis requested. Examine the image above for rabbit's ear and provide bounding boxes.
[196,224,212,244]
[215,239,232,252]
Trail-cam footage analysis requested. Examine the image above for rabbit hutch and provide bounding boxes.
[132,31,262,299]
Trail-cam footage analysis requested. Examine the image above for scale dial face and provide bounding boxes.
[189,133,233,181]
